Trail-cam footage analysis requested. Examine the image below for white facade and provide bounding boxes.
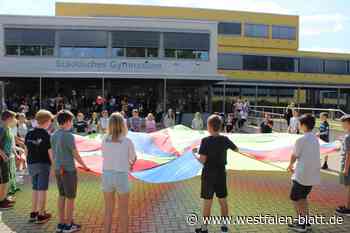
[0,15,222,81]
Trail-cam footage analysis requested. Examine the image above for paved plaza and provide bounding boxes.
[0,166,349,233]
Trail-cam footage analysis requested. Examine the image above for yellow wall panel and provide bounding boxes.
[56,2,298,26]
[219,46,350,60]
[218,36,298,50]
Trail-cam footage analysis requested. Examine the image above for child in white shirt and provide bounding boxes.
[101,112,137,233]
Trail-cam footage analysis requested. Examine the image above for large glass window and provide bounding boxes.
[5,28,55,56]
[165,49,176,58]
[59,30,108,58]
[5,45,19,55]
[299,58,323,73]
[20,46,41,56]
[244,24,269,38]
[126,47,146,57]
[59,47,107,58]
[324,60,347,74]
[218,22,241,35]
[194,51,209,61]
[218,54,243,70]
[271,57,295,72]
[177,50,196,59]
[41,46,54,56]
[243,55,268,70]
[146,48,159,58]
[112,48,125,57]
[272,26,296,40]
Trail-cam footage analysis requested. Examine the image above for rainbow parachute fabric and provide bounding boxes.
[76,125,338,183]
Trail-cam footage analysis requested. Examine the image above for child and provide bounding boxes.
[287,114,320,232]
[238,109,248,130]
[25,110,54,224]
[99,110,109,134]
[88,112,99,134]
[260,113,274,133]
[0,110,17,210]
[225,113,234,133]
[192,115,238,233]
[336,115,350,216]
[102,112,137,233]
[8,116,20,195]
[51,110,90,233]
[163,109,175,128]
[74,112,88,134]
[192,112,204,131]
[145,113,157,133]
[288,110,300,134]
[17,113,28,138]
[128,109,142,132]
[318,112,330,169]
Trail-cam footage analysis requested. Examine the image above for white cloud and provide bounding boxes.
[300,13,349,37]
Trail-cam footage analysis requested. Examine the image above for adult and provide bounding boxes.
[163,109,175,128]
[191,112,204,130]
[285,102,295,127]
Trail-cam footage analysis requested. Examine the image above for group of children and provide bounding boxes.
[192,113,350,233]
[0,107,349,233]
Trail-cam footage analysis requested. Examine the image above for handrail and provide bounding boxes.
[250,105,347,116]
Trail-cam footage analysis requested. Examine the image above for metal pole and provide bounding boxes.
[255,85,258,107]
[39,77,42,109]
[337,88,341,109]
[297,87,301,108]
[163,78,167,113]
[102,76,105,98]
[223,82,226,114]
[1,81,5,111]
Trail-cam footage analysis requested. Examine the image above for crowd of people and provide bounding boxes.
[5,93,159,121]
[0,96,349,233]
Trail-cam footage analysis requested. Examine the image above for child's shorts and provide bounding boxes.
[28,163,51,191]
[102,170,130,194]
[201,172,227,199]
[290,180,312,201]
[0,159,9,184]
[55,170,77,199]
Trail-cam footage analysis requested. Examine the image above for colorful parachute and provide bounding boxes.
[76,125,339,183]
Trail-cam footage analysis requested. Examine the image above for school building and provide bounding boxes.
[0,2,350,113]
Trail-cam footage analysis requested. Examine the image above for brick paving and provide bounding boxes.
[0,170,349,233]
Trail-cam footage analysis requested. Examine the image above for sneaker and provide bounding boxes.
[56,223,66,233]
[0,200,14,210]
[63,223,81,233]
[5,197,16,204]
[321,162,328,170]
[288,222,307,232]
[221,225,229,232]
[336,206,350,216]
[35,212,52,224]
[28,212,38,223]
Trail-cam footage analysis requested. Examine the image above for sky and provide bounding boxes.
[0,0,349,54]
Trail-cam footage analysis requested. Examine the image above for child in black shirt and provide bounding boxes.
[25,110,54,224]
[318,112,330,169]
[74,112,88,134]
[193,115,238,233]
